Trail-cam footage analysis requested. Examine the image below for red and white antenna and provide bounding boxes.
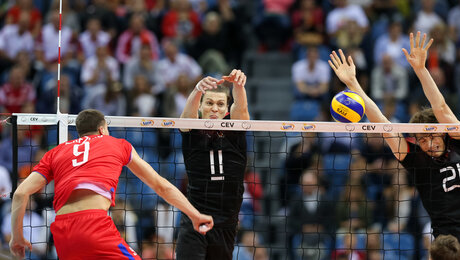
[56,0,63,114]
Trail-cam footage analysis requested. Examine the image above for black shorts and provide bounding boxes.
[176,216,237,260]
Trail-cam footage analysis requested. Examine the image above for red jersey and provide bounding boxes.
[33,135,132,212]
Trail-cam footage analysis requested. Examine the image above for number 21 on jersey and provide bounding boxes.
[210,150,224,181]
[442,163,460,192]
[72,141,90,167]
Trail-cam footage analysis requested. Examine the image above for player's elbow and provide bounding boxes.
[153,178,175,198]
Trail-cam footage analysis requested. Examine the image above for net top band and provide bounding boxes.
[12,113,460,133]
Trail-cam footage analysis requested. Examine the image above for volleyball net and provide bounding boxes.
[8,113,459,259]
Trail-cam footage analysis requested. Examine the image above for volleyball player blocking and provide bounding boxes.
[329,31,460,240]
[9,109,213,259]
[177,69,249,260]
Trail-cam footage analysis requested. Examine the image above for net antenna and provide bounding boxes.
[56,0,68,143]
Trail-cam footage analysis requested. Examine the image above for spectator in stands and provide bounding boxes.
[325,0,369,49]
[370,54,408,112]
[239,164,264,229]
[0,66,35,114]
[280,132,319,207]
[84,81,126,116]
[161,74,194,118]
[0,12,34,62]
[413,0,443,35]
[36,73,82,114]
[79,0,118,40]
[255,0,295,51]
[161,0,201,47]
[128,74,157,117]
[14,51,37,83]
[232,230,268,260]
[5,0,42,38]
[207,0,249,68]
[157,38,202,87]
[373,15,410,68]
[116,13,160,64]
[428,22,456,92]
[189,12,229,76]
[123,44,163,94]
[331,232,366,260]
[448,1,460,42]
[336,180,372,231]
[78,17,111,60]
[47,0,80,37]
[291,0,325,47]
[288,169,333,260]
[290,45,331,121]
[36,11,73,64]
[81,45,119,106]
[430,234,460,260]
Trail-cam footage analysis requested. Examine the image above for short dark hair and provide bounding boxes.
[200,84,232,105]
[409,107,438,123]
[76,109,106,137]
[430,235,460,260]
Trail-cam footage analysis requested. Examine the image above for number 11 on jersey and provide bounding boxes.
[210,150,224,181]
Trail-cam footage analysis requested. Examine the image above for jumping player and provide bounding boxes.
[177,69,249,260]
[9,109,213,259]
[328,31,460,240]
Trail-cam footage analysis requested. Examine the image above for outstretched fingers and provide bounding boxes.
[401,48,410,60]
[415,31,421,48]
[424,38,434,51]
[328,60,337,71]
[338,49,347,65]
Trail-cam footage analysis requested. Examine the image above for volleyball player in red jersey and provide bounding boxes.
[9,109,213,259]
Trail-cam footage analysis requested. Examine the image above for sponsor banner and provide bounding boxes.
[281,123,295,130]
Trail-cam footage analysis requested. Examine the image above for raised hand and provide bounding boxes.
[402,31,433,70]
[328,49,357,89]
[222,69,246,88]
[195,76,225,93]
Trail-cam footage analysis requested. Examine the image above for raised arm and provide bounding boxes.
[224,69,250,120]
[127,148,213,234]
[9,172,46,259]
[328,49,408,161]
[402,31,460,126]
[180,76,224,119]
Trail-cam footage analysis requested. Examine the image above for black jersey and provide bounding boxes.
[181,129,247,227]
[400,136,460,237]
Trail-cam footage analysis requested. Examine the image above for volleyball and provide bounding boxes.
[330,90,365,123]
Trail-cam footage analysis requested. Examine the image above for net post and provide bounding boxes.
[57,112,68,144]
[11,115,18,198]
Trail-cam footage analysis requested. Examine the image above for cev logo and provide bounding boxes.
[445,126,459,132]
[424,126,437,131]
[302,124,315,130]
[281,123,295,130]
[140,119,154,126]
[162,120,175,127]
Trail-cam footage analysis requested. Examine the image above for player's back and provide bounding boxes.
[34,135,132,213]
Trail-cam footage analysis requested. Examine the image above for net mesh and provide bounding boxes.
[8,113,447,259]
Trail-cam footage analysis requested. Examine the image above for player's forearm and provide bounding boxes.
[10,192,28,240]
[154,177,201,220]
[414,67,446,109]
[180,88,202,119]
[231,85,249,120]
[346,78,390,124]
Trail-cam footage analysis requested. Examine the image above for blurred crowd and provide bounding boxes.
[1,0,460,259]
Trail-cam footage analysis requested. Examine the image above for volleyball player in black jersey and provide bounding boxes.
[177,69,249,260]
[328,31,460,241]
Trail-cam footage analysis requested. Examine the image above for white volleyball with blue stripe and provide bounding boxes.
[330,90,365,123]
